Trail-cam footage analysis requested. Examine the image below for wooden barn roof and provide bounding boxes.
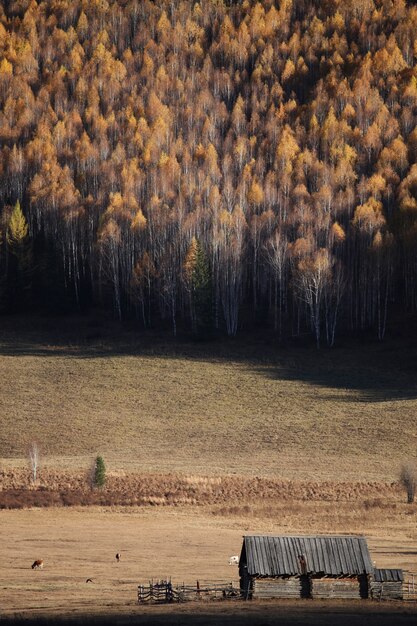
[373,568,403,582]
[241,535,374,577]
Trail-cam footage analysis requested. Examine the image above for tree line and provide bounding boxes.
[1,0,417,345]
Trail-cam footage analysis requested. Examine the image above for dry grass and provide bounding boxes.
[1,501,417,622]
[1,320,417,480]
[0,468,403,509]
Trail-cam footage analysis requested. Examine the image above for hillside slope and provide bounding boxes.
[1,1,417,343]
[1,323,416,481]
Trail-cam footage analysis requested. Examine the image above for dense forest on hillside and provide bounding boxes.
[1,0,417,344]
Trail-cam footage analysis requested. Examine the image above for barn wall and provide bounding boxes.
[370,581,403,601]
[250,575,370,600]
[252,576,311,599]
[311,576,366,599]
[253,577,302,599]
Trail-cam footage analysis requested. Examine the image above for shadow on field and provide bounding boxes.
[2,604,417,626]
[255,356,417,402]
[255,346,417,402]
[1,317,417,402]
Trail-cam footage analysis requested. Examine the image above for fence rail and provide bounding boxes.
[138,575,417,604]
[137,579,241,604]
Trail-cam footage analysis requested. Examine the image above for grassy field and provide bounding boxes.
[2,318,417,622]
[2,502,417,623]
[1,317,417,480]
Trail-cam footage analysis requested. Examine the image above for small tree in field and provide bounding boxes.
[400,463,416,503]
[28,442,40,483]
[93,456,106,488]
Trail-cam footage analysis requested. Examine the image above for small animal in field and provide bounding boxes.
[31,559,44,570]
[228,555,239,566]
[115,552,121,562]
[86,578,93,583]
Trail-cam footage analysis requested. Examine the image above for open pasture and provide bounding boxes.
[1,321,417,481]
[2,322,417,621]
[2,502,417,622]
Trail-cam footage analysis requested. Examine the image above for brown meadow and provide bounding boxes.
[1,325,417,621]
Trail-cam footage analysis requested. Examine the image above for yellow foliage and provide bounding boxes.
[158,152,170,167]
[332,222,346,242]
[353,197,386,233]
[281,58,295,83]
[99,218,121,244]
[290,237,313,258]
[342,103,355,118]
[183,237,198,281]
[310,114,319,132]
[219,209,233,228]
[131,209,147,231]
[76,11,88,35]
[7,200,28,249]
[0,58,13,76]
[331,11,345,32]
[157,11,171,35]
[248,180,264,205]
[372,230,383,249]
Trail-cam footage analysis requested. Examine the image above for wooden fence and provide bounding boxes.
[137,579,241,604]
[137,575,417,604]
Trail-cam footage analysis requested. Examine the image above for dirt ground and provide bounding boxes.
[2,505,417,624]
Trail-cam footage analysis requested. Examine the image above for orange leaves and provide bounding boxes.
[183,236,198,283]
[7,201,28,247]
[0,0,416,339]
[104,192,145,230]
[290,237,314,260]
[352,197,385,235]
[131,252,156,289]
[204,143,221,181]
[373,35,407,77]
[156,11,172,45]
[298,247,332,276]
[131,209,147,231]
[247,180,264,206]
[281,59,295,83]
[98,217,121,245]
[331,222,346,243]
[218,206,248,242]
[275,125,300,175]
[0,58,13,77]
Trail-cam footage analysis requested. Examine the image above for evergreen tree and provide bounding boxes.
[184,238,213,337]
[94,455,106,488]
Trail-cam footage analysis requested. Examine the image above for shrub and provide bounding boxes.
[93,456,106,488]
[400,463,416,504]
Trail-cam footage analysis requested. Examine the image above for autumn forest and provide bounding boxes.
[1,0,417,345]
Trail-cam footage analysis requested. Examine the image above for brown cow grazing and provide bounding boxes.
[115,553,121,562]
[31,560,43,570]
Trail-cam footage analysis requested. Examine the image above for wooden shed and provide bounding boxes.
[370,569,404,600]
[239,535,374,600]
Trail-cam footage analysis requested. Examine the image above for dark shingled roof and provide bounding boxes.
[373,568,403,582]
[241,535,374,577]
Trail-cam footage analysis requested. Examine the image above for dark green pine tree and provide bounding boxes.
[187,238,213,338]
[94,456,106,488]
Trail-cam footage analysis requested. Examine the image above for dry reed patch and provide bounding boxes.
[0,469,404,509]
